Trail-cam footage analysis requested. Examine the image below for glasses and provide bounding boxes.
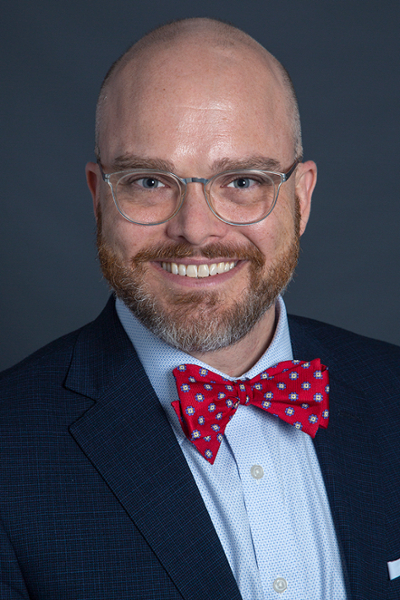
[98,159,299,227]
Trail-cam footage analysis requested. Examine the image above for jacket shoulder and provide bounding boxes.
[288,313,400,393]
[288,313,400,358]
[0,297,126,399]
[0,327,82,385]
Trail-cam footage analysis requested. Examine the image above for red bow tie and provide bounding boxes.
[172,359,329,464]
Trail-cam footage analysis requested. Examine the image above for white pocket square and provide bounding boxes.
[388,558,400,580]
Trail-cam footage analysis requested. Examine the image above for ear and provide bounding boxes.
[85,161,102,222]
[294,160,317,236]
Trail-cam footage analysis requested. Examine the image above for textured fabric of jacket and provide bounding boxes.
[1,297,399,600]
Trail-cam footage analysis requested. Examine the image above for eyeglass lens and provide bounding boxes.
[113,171,278,225]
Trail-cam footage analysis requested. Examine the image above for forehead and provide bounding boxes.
[99,40,294,169]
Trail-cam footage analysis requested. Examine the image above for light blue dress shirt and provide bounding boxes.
[116,296,347,600]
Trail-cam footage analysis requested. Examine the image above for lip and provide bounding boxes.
[151,259,246,287]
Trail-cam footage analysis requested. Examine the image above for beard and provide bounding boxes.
[97,203,300,354]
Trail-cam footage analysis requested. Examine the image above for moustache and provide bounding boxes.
[131,242,265,269]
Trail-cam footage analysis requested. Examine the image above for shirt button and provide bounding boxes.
[250,464,264,479]
[273,577,288,593]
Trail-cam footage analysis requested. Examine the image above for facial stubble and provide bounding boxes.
[97,203,300,353]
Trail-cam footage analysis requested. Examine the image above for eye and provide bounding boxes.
[226,177,257,189]
[135,177,166,189]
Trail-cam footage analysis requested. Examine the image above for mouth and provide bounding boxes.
[160,260,238,278]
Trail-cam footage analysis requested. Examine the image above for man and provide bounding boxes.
[1,17,399,600]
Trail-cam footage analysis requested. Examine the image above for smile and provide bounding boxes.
[161,261,237,278]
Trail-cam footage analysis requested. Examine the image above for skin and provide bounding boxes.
[86,33,317,377]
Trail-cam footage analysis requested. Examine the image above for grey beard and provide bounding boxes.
[114,272,284,354]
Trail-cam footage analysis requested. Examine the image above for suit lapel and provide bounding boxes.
[66,299,242,600]
[289,315,387,599]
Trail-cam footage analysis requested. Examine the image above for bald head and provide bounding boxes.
[94,18,302,162]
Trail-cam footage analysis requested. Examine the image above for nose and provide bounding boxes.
[165,180,230,246]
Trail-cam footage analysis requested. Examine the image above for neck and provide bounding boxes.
[190,305,277,377]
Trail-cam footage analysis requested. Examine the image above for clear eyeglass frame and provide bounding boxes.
[98,159,299,227]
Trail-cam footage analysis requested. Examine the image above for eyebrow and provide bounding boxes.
[109,153,283,174]
[110,154,175,172]
[211,156,282,173]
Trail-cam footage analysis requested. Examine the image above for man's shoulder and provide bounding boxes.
[0,327,82,387]
[0,296,142,449]
[0,297,125,394]
[288,313,400,394]
[288,313,400,358]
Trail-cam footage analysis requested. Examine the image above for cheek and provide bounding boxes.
[98,205,169,262]
[245,221,284,254]
[246,205,298,258]
[271,196,299,243]
[97,201,137,258]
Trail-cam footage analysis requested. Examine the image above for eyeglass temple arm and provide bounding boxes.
[283,159,301,182]
[97,160,108,182]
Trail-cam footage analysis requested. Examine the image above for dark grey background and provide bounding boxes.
[1,0,399,371]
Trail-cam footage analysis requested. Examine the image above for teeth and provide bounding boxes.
[217,262,226,274]
[197,264,209,278]
[186,265,198,278]
[162,261,237,278]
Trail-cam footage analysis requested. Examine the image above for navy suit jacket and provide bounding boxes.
[1,296,400,599]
